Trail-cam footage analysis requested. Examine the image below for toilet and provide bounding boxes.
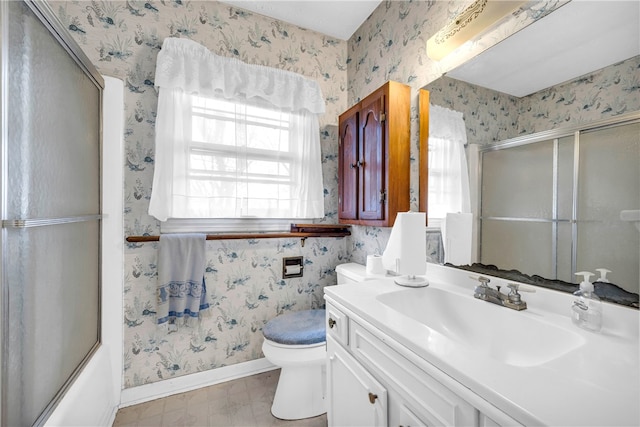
[336,262,388,284]
[262,262,380,420]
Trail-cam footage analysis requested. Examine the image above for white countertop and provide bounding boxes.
[324,263,640,426]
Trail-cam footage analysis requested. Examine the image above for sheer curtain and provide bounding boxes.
[428,104,471,219]
[149,38,325,222]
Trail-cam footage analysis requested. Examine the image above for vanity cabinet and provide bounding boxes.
[326,337,387,426]
[326,303,387,426]
[326,301,521,427]
[338,81,410,227]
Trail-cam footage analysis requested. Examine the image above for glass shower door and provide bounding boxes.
[480,140,556,278]
[577,122,640,292]
[479,119,640,293]
[1,2,103,425]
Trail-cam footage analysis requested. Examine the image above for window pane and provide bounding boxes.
[246,122,290,151]
[190,150,237,175]
[187,93,300,218]
[192,97,237,147]
[246,159,291,178]
[192,115,236,146]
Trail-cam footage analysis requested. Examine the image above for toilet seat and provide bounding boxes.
[263,309,326,345]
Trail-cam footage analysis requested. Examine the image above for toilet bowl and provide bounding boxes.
[262,309,327,420]
[262,262,376,420]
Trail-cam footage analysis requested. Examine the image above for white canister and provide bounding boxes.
[366,254,386,275]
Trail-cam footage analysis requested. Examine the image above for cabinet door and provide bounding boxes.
[327,336,387,427]
[358,92,385,221]
[350,320,478,427]
[339,107,359,220]
[398,401,429,427]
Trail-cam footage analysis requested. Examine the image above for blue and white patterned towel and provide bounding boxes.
[157,233,209,329]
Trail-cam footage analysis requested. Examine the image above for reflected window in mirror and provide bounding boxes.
[427,104,471,227]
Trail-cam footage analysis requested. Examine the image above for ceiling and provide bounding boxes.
[219,0,382,40]
[446,1,640,97]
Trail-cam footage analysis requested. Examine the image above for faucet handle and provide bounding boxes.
[469,275,491,287]
[505,283,534,310]
[507,283,536,293]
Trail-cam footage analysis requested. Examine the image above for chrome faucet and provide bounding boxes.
[471,276,532,311]
[473,276,503,305]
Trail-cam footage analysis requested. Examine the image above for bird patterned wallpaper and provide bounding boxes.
[49,0,638,388]
[51,0,352,388]
[345,0,638,265]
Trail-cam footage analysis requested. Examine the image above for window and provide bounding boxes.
[189,96,298,218]
[149,38,326,230]
[427,104,471,228]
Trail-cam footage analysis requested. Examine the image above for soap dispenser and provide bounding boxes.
[595,268,611,283]
[572,271,602,332]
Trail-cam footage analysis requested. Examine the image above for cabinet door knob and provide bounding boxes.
[368,392,378,404]
[350,163,357,169]
[328,317,336,328]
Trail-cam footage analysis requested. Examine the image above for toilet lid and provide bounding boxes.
[263,309,326,345]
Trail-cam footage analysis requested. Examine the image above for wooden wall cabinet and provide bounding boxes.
[338,81,411,227]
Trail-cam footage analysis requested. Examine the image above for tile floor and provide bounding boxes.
[112,370,327,427]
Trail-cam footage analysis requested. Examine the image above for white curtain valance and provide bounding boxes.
[428,104,468,144]
[154,37,326,114]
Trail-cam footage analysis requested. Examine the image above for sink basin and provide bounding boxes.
[377,287,585,367]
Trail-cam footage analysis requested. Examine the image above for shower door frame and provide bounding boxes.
[0,1,104,425]
[477,111,640,282]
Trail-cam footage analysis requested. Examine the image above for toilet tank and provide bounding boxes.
[336,263,388,285]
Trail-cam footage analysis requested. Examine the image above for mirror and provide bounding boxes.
[422,1,639,308]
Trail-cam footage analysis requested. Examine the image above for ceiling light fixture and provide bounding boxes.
[427,0,526,61]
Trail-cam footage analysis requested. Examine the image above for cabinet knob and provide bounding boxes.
[350,163,357,169]
[328,317,336,328]
[368,392,378,404]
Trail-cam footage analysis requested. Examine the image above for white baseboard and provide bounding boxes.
[120,358,277,408]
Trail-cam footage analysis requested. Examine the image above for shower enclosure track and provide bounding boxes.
[2,214,101,228]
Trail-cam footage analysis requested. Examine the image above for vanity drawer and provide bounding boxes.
[326,303,349,346]
[350,320,477,427]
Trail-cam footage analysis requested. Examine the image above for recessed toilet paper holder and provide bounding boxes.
[283,256,304,279]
